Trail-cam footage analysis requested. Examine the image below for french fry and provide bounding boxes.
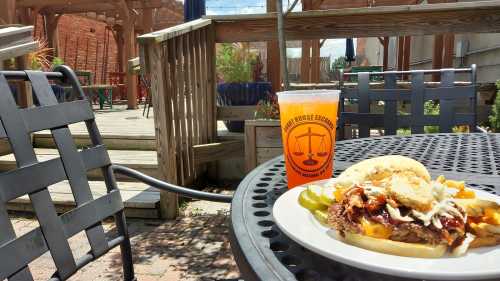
[470,236,500,248]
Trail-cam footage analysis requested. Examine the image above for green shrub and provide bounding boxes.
[424,100,440,134]
[488,80,500,132]
[52,57,64,68]
[216,43,256,83]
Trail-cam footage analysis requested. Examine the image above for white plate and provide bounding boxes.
[273,180,500,280]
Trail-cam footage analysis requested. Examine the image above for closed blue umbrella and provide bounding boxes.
[184,0,206,22]
[345,38,355,63]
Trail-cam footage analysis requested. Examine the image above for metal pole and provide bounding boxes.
[276,0,290,90]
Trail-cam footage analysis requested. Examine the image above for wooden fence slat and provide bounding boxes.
[186,31,198,178]
[174,36,187,185]
[201,29,209,145]
[194,29,204,146]
[178,35,189,182]
[357,73,370,138]
[202,28,214,142]
[207,25,218,140]
[410,72,425,134]
[439,70,455,133]
[183,34,194,182]
[168,39,181,185]
[384,73,398,135]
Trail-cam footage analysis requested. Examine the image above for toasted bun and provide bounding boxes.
[386,174,434,211]
[338,232,447,258]
[336,155,431,189]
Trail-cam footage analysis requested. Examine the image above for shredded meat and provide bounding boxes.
[328,203,361,235]
[390,222,443,245]
[328,186,465,245]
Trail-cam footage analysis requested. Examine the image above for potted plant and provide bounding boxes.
[488,80,500,132]
[216,43,272,132]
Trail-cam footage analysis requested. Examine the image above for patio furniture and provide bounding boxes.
[230,133,500,281]
[338,66,478,140]
[109,71,126,100]
[82,84,114,110]
[0,66,231,281]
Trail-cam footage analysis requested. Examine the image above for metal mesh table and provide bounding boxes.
[230,133,500,281]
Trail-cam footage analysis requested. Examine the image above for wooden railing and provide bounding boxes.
[138,19,217,218]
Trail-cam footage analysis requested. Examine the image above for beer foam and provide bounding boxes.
[277,90,340,103]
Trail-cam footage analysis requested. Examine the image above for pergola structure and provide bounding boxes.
[266,0,460,90]
[2,0,180,109]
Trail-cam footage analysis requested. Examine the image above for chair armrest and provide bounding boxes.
[111,165,232,203]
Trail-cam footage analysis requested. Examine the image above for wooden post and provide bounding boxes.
[143,41,179,219]
[402,35,411,80]
[15,56,33,108]
[113,26,125,73]
[142,8,154,33]
[311,39,320,83]
[382,37,389,71]
[45,14,61,57]
[397,36,404,71]
[123,16,138,109]
[432,34,444,81]
[443,33,454,68]
[267,0,280,93]
[301,40,311,83]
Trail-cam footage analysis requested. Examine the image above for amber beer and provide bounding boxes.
[278,90,340,188]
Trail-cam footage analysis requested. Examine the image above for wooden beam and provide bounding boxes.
[138,19,212,43]
[212,1,500,42]
[193,140,244,165]
[18,0,162,8]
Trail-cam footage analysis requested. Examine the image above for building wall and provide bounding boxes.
[33,4,184,84]
[34,14,119,84]
[360,33,500,83]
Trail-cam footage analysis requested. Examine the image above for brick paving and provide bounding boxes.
[10,209,240,281]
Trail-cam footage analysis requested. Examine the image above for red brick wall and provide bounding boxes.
[35,14,119,84]
[33,4,184,84]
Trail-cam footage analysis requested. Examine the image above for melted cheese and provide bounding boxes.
[360,217,392,239]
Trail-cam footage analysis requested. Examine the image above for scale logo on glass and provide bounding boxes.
[285,115,333,177]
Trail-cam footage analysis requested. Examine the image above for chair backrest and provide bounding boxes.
[338,65,477,139]
[0,66,134,281]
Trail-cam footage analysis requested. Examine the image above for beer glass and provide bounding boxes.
[277,90,340,188]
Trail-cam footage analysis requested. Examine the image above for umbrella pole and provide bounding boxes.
[276,0,290,90]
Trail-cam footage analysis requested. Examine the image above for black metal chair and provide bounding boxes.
[337,65,479,139]
[0,66,231,281]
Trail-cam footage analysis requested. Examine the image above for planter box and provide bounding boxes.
[245,120,283,172]
[217,82,272,132]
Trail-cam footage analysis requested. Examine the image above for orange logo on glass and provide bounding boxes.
[285,116,333,178]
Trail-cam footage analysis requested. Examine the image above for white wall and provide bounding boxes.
[361,33,500,83]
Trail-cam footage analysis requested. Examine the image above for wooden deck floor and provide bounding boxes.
[5,105,239,218]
